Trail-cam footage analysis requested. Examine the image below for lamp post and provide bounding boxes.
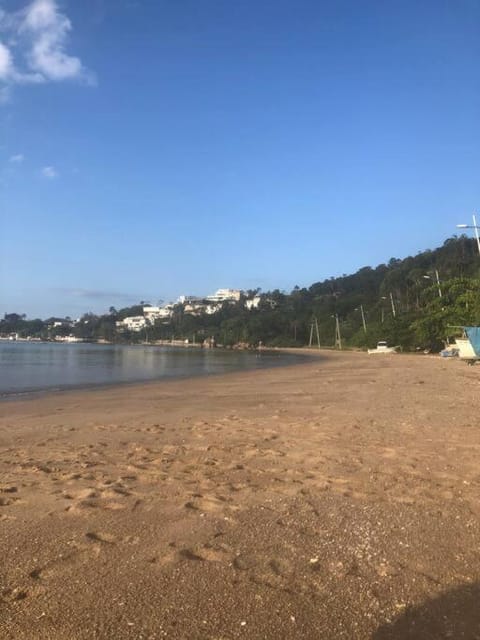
[423,270,442,298]
[380,296,387,324]
[457,213,480,256]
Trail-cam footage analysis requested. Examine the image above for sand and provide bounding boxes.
[1,350,480,639]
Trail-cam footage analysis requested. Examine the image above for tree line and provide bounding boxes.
[3,236,480,351]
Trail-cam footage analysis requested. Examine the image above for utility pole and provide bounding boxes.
[334,314,342,349]
[434,269,442,298]
[315,316,321,349]
[473,213,480,256]
[423,270,442,298]
[360,304,367,334]
[309,317,321,349]
[390,292,396,318]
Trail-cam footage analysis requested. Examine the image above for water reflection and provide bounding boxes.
[0,342,309,395]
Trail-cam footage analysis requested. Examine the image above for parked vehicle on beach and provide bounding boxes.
[367,341,398,355]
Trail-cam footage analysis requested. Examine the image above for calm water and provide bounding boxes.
[0,341,309,397]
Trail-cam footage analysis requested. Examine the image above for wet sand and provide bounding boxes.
[1,351,480,639]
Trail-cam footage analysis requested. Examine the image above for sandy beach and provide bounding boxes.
[1,350,480,639]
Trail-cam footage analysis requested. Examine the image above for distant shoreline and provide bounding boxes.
[0,343,317,402]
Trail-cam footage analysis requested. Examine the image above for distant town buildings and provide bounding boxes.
[0,288,260,339]
[114,288,260,332]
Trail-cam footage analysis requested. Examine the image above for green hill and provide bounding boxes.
[4,235,480,351]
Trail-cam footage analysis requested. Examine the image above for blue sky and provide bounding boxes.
[1,0,479,319]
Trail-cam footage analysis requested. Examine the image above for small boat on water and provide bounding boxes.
[454,327,480,364]
[367,341,398,355]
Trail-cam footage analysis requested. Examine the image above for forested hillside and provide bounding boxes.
[3,236,480,351]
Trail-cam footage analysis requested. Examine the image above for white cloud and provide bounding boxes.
[9,153,24,163]
[22,0,58,31]
[0,0,94,99]
[41,165,57,178]
[21,0,84,81]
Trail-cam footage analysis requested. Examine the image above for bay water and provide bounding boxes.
[0,341,309,397]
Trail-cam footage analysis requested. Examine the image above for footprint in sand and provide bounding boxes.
[177,542,230,563]
[63,488,98,501]
[28,547,91,582]
[184,493,237,514]
[249,562,296,591]
[147,549,177,567]
[233,554,256,571]
[85,531,117,544]
[47,533,117,578]
[0,495,21,507]
[1,587,28,602]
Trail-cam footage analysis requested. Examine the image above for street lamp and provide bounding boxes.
[456,213,480,256]
[380,296,387,324]
[378,294,396,320]
[422,270,442,298]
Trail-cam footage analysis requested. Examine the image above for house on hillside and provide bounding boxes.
[245,296,261,310]
[207,289,242,303]
[143,306,173,323]
[116,316,146,332]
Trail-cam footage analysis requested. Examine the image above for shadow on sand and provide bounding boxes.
[372,582,480,639]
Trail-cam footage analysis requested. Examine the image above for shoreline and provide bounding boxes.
[0,345,317,402]
[0,350,328,417]
[1,351,479,639]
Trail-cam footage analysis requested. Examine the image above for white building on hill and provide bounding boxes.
[245,295,261,310]
[116,316,146,332]
[176,295,204,305]
[207,288,242,303]
[143,306,173,323]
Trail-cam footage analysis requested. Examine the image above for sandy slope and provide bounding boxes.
[1,351,480,639]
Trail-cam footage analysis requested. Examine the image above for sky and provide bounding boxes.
[1,0,479,319]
